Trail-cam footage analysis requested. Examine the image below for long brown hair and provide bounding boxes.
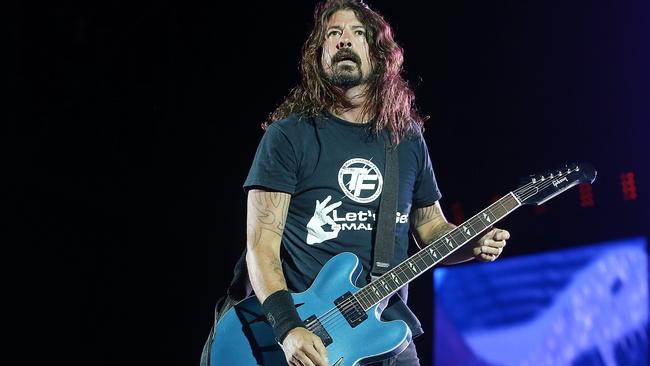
[264,0,427,143]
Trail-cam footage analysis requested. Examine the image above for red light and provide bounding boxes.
[534,205,547,214]
[579,183,594,207]
[620,172,638,201]
[450,202,464,225]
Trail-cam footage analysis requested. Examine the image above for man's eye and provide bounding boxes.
[355,30,365,36]
[327,30,341,37]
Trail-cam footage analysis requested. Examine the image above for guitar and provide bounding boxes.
[209,163,597,366]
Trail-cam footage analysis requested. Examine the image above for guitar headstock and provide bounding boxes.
[514,163,597,205]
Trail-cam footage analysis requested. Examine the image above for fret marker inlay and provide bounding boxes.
[445,237,453,248]
[463,226,471,235]
[372,286,380,297]
[381,280,389,291]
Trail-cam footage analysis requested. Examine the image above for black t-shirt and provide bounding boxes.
[243,112,442,336]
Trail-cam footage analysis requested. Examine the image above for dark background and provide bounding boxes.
[12,1,649,365]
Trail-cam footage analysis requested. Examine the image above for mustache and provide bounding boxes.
[332,49,362,65]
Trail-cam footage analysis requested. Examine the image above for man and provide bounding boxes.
[223,1,509,365]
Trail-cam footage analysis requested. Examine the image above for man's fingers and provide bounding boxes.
[293,352,315,366]
[483,239,507,248]
[312,339,329,365]
[476,229,509,261]
[485,228,509,240]
[302,344,327,366]
[495,230,510,241]
[480,245,501,255]
[479,253,496,261]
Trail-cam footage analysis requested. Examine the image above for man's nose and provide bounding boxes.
[336,40,352,50]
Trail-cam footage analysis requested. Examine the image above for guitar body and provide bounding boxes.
[209,252,411,366]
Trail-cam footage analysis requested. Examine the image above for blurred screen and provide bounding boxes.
[433,237,648,366]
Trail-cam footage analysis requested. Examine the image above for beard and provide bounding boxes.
[328,62,363,88]
[325,49,368,89]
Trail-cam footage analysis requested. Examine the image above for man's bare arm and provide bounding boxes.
[245,189,328,366]
[245,189,291,302]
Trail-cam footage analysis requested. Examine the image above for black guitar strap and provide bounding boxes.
[370,135,399,282]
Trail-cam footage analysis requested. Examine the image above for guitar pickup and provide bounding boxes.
[334,292,367,328]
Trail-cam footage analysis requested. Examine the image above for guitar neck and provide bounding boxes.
[354,192,522,311]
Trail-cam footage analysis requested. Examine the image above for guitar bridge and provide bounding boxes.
[334,291,367,328]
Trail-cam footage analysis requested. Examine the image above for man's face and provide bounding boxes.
[321,9,373,89]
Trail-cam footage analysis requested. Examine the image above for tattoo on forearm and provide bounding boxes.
[413,205,437,229]
[270,257,284,277]
[247,191,290,249]
[428,224,455,244]
[250,258,287,292]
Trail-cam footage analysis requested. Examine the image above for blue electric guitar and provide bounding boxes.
[209,163,596,366]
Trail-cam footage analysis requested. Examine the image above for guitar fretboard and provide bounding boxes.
[353,192,521,311]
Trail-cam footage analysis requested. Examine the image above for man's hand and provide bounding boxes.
[473,228,510,262]
[281,327,329,366]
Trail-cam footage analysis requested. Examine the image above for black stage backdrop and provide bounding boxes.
[11,1,649,365]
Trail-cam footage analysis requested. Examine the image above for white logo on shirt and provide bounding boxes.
[306,195,342,244]
[305,195,409,245]
[337,158,383,203]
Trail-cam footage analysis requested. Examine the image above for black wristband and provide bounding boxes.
[261,290,304,343]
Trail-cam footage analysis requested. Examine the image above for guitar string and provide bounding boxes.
[307,218,494,331]
[308,192,518,327]
[305,215,471,330]
[304,175,575,331]
[304,254,424,331]
[307,209,518,333]
[307,192,520,330]
[306,214,505,330]
[304,261,418,333]
[307,188,529,329]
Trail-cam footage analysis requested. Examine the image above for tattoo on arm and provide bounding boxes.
[411,203,456,247]
[270,257,284,277]
[247,191,290,249]
[412,205,438,229]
